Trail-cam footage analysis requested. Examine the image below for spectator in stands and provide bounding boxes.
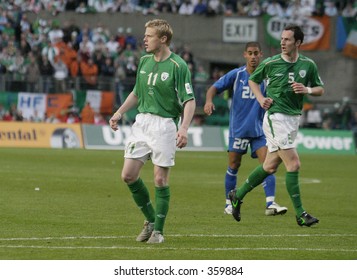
[61,19,81,44]
[65,0,80,11]
[324,1,338,16]
[94,111,106,125]
[193,0,208,15]
[100,56,116,90]
[193,64,209,106]
[0,9,8,32]
[11,104,24,121]
[2,110,13,121]
[286,0,312,18]
[207,0,224,16]
[313,0,325,15]
[125,27,137,49]
[0,103,6,119]
[77,23,93,45]
[179,0,195,15]
[342,1,357,18]
[116,27,126,49]
[92,23,110,44]
[39,54,54,92]
[57,41,77,71]
[80,57,99,89]
[106,34,120,57]
[157,0,177,13]
[53,57,68,92]
[322,108,333,130]
[81,102,95,124]
[30,110,44,123]
[248,0,263,17]
[339,96,353,130]
[117,0,137,13]
[18,35,32,56]
[114,68,127,106]
[65,111,80,123]
[75,2,89,13]
[48,20,64,44]
[25,52,41,92]
[141,0,160,15]
[93,0,115,12]
[266,0,286,17]
[79,34,95,58]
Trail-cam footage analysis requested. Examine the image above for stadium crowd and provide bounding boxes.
[2,1,356,17]
[0,0,356,128]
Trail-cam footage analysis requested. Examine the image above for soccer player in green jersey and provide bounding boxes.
[109,19,196,243]
[229,24,324,227]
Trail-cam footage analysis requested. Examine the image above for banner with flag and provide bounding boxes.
[343,28,357,59]
[263,15,331,50]
[337,15,357,59]
[0,90,115,121]
[74,90,115,114]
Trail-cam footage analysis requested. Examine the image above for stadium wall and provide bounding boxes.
[28,12,356,105]
[1,122,355,155]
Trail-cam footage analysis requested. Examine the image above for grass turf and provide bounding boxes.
[0,148,356,260]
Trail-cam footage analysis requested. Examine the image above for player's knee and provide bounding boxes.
[154,175,168,187]
[286,161,301,172]
[263,163,278,174]
[121,172,136,184]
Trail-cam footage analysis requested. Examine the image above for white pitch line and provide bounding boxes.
[0,245,356,253]
[0,233,356,241]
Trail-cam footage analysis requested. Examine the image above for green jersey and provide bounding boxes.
[133,52,195,120]
[249,54,324,115]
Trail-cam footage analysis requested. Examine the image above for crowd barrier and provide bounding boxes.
[1,121,355,155]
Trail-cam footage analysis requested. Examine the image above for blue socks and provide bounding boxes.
[262,174,276,207]
[225,167,237,202]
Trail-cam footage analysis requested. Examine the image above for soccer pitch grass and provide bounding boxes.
[0,148,356,260]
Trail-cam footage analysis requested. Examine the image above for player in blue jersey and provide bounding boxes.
[204,42,287,216]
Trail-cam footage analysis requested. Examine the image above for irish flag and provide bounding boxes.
[337,16,357,59]
[74,90,115,114]
[343,27,357,59]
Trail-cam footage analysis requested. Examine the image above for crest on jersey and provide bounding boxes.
[299,70,306,78]
[161,72,169,81]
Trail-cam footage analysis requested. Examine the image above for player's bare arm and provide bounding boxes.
[248,80,273,110]
[177,99,196,149]
[204,86,217,115]
[109,92,138,131]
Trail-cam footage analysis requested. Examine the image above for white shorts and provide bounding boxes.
[263,112,300,152]
[124,113,177,167]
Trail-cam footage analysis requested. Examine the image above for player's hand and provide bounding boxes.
[204,102,215,115]
[291,82,307,95]
[176,127,188,149]
[259,97,273,110]
[109,112,121,131]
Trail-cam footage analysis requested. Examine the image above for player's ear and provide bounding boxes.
[160,35,168,44]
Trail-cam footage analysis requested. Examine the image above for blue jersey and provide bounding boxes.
[213,66,266,138]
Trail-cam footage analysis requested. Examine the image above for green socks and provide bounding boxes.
[286,171,305,217]
[128,179,170,234]
[154,186,170,234]
[128,178,155,223]
[236,165,269,200]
